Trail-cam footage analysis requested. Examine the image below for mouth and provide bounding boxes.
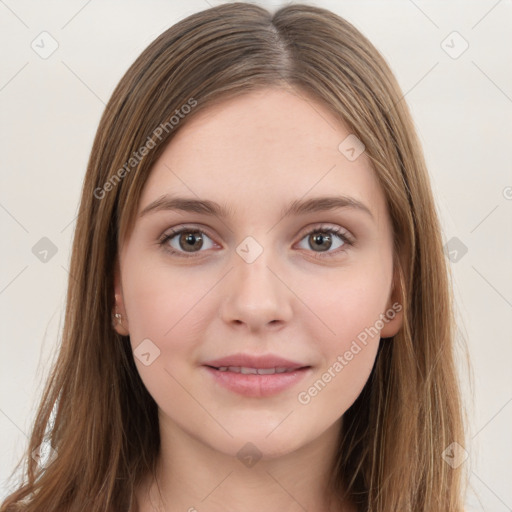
[204,365,310,374]
[202,364,312,397]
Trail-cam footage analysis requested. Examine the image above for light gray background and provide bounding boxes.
[1,1,511,510]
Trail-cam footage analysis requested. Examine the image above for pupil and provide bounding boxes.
[181,232,202,251]
[312,233,331,252]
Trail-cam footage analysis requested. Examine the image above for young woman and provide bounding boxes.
[1,3,469,511]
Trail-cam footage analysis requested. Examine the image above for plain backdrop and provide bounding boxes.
[1,0,511,510]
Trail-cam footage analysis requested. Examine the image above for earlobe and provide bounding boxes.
[380,266,404,339]
[112,258,130,336]
[379,302,403,339]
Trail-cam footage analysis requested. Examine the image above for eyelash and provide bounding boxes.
[157,224,355,260]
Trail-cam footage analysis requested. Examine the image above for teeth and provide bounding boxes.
[215,366,297,374]
[256,368,277,375]
[240,367,258,374]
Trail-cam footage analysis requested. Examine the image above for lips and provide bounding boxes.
[202,353,309,372]
[214,366,297,374]
[201,353,312,397]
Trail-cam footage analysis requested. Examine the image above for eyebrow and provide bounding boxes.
[139,194,374,221]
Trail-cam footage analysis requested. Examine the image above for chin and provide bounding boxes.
[209,423,313,461]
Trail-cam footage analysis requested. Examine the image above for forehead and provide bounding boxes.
[138,88,388,226]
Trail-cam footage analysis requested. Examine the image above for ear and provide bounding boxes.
[113,257,130,336]
[380,264,404,339]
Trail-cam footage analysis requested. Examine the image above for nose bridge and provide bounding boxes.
[234,233,281,299]
[220,233,292,328]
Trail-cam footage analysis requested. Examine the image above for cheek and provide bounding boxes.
[122,259,217,366]
[306,257,391,346]
[122,262,216,419]
[123,256,206,332]
[298,263,390,407]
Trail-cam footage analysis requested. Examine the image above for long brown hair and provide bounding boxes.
[1,3,469,511]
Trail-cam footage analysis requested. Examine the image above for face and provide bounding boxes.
[113,87,403,460]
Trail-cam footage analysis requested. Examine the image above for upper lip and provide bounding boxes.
[202,353,309,370]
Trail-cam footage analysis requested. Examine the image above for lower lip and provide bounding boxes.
[203,366,311,397]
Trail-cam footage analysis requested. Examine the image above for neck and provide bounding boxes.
[135,414,354,512]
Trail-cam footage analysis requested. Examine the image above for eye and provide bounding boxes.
[158,226,217,258]
[295,224,354,259]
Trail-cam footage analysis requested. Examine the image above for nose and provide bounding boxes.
[219,245,293,332]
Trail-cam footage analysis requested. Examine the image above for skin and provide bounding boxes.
[113,87,403,512]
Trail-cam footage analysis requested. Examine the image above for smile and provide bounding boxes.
[210,366,300,374]
[203,365,311,397]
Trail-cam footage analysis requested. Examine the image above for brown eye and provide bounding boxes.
[296,227,352,256]
[178,231,204,252]
[159,228,216,257]
[308,232,334,252]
